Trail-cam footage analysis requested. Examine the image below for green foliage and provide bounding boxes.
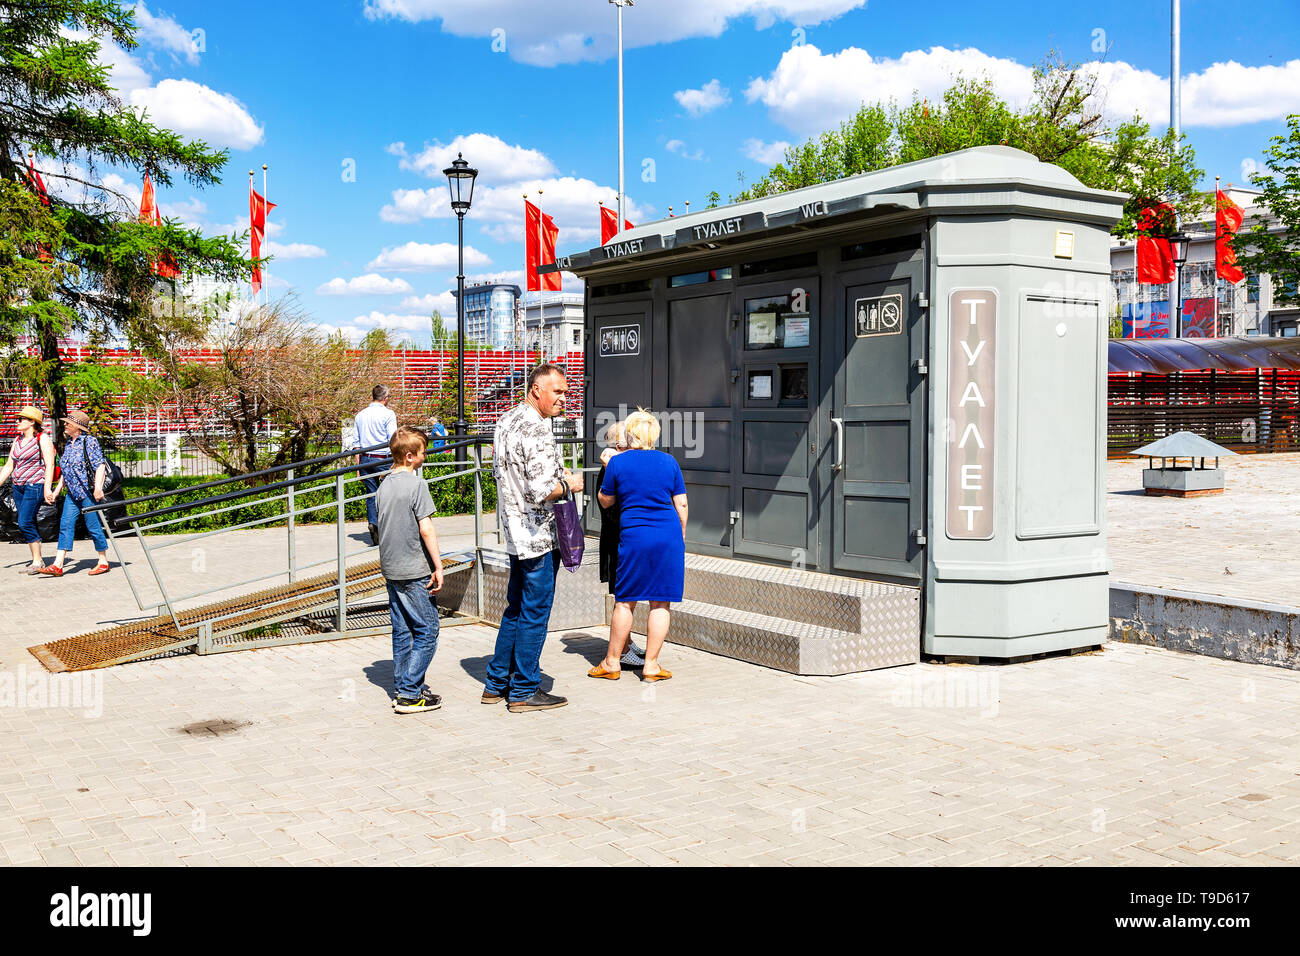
[121,456,497,534]
[1,0,253,436]
[728,53,1207,235]
[1234,114,1300,308]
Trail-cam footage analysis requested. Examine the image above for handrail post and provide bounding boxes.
[286,466,297,583]
[335,472,347,634]
[472,441,484,617]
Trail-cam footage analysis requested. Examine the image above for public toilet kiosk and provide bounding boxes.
[558,146,1124,671]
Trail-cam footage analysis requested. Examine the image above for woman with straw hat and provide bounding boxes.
[0,405,57,573]
[41,409,112,576]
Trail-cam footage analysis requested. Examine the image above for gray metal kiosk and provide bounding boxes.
[558,146,1123,671]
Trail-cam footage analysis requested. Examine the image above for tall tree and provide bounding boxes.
[0,0,250,438]
[728,54,1206,236]
[1234,114,1300,308]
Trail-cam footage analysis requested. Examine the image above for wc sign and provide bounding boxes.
[947,290,996,539]
[599,323,640,357]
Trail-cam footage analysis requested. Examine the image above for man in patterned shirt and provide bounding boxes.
[484,363,584,713]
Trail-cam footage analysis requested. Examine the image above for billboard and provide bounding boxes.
[1181,297,1216,337]
[1122,300,1170,338]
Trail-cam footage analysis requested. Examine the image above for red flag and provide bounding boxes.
[525,199,542,292]
[250,181,276,293]
[25,156,53,262]
[1136,237,1176,284]
[600,205,634,244]
[140,173,180,279]
[1134,202,1177,285]
[541,212,561,291]
[1215,188,1245,283]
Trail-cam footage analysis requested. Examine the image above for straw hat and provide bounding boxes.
[61,409,92,430]
[17,405,43,425]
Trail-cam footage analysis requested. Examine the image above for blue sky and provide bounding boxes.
[62,0,1300,345]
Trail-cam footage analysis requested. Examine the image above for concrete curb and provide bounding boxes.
[1109,582,1300,671]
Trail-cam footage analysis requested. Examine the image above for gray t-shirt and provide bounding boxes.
[375,469,436,581]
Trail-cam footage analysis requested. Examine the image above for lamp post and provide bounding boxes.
[610,0,633,238]
[443,152,478,463]
[1170,231,1190,337]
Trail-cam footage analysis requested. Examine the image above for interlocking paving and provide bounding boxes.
[1,488,1298,866]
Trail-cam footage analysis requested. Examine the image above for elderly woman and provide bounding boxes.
[589,409,688,681]
[0,405,57,573]
[41,409,112,576]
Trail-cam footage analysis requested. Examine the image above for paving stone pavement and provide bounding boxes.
[2,506,1299,865]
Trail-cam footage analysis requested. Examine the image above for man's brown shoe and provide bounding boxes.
[481,690,505,705]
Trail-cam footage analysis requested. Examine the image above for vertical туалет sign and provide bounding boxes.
[947,290,996,539]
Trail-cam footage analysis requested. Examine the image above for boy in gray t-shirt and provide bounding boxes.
[375,426,445,714]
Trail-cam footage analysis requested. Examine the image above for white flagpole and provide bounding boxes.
[262,163,269,306]
[537,188,545,362]
[249,170,255,304]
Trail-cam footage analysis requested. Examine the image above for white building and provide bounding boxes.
[523,291,584,357]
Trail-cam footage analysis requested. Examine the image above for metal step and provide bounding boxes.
[28,555,472,672]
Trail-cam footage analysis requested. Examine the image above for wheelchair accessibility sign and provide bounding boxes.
[854,294,902,337]
[599,323,640,356]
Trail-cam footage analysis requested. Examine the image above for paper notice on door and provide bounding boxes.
[784,315,809,347]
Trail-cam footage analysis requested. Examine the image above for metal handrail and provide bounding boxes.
[80,434,486,516]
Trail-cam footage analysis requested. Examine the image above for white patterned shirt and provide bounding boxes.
[493,401,564,558]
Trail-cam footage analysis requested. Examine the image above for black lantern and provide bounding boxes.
[1170,231,1191,269]
[443,152,478,462]
[444,152,477,215]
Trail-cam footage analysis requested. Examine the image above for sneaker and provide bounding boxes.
[507,690,568,713]
[620,643,646,667]
[368,522,380,546]
[394,691,442,715]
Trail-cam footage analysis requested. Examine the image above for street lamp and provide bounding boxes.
[443,152,478,462]
[1170,230,1190,337]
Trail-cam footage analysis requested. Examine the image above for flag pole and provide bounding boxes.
[1169,0,1181,337]
[262,163,269,306]
[1214,175,1221,336]
[537,188,545,362]
[249,170,255,304]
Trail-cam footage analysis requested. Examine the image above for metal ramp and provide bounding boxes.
[28,555,473,672]
[25,435,503,673]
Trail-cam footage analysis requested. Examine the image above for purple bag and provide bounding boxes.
[553,485,585,572]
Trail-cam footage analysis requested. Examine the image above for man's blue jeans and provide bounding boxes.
[12,483,43,544]
[387,577,440,700]
[485,550,561,701]
[359,455,390,526]
[58,494,107,552]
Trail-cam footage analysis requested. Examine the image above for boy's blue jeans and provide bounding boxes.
[387,576,440,700]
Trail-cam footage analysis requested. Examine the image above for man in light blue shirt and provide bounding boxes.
[355,384,398,545]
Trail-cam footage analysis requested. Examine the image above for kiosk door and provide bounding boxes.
[828,254,926,583]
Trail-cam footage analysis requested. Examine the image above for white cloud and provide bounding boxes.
[1241,157,1263,182]
[675,79,731,116]
[367,241,491,272]
[743,137,791,165]
[263,241,327,259]
[353,311,431,331]
[129,79,263,150]
[316,274,415,296]
[382,173,649,253]
[400,292,458,313]
[666,139,706,161]
[129,2,201,65]
[388,132,556,182]
[746,44,1300,137]
[362,1,866,66]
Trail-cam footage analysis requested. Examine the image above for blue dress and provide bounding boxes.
[600,450,687,602]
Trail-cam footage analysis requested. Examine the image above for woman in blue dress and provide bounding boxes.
[590,409,688,681]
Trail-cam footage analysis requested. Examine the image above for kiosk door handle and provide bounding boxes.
[831,417,845,473]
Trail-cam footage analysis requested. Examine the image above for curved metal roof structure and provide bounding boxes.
[1108,337,1300,373]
